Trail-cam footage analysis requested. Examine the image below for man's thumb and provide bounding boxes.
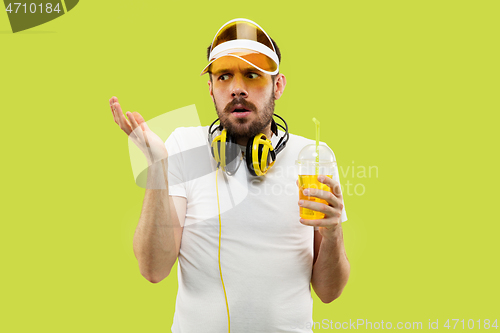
[134,112,150,130]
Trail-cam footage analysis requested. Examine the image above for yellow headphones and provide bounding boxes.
[208,114,289,176]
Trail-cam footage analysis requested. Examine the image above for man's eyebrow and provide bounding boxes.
[212,66,261,75]
[212,68,232,75]
[243,67,261,74]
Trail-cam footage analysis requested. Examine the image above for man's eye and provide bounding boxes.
[247,73,259,79]
[218,74,230,81]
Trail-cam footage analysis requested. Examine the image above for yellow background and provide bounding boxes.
[1,0,499,331]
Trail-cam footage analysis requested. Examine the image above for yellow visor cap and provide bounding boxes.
[201,18,280,76]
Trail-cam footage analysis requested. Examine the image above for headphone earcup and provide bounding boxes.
[209,114,288,176]
[210,129,227,167]
[245,134,276,176]
[210,139,217,160]
[245,139,258,176]
[224,134,239,168]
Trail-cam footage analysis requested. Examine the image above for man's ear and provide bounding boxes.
[208,79,215,103]
[274,74,287,100]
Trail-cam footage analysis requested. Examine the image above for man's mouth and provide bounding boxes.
[231,105,252,113]
[230,104,253,118]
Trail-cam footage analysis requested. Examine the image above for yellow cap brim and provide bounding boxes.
[200,52,278,76]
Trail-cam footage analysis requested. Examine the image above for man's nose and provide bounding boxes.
[231,76,248,98]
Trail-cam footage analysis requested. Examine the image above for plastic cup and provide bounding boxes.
[296,144,336,220]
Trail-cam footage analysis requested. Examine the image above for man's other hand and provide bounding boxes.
[297,176,344,239]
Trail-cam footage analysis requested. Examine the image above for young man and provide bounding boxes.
[110,18,349,333]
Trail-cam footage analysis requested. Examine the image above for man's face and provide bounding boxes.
[208,56,276,139]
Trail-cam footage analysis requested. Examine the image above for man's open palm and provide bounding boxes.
[109,96,168,165]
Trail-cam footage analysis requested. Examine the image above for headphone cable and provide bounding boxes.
[216,167,231,332]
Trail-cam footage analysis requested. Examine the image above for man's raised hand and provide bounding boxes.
[109,96,168,166]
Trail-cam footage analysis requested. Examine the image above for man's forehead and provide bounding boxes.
[210,53,273,75]
[211,65,261,76]
[211,57,260,74]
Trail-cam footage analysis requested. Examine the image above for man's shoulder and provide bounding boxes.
[283,132,336,158]
[166,126,210,151]
[288,132,315,144]
[171,125,209,138]
[286,132,328,149]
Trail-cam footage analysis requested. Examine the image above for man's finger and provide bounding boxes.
[113,102,132,135]
[302,188,342,209]
[319,175,342,198]
[299,199,332,215]
[110,97,118,123]
[109,96,118,114]
[133,112,150,131]
[127,112,139,131]
[300,218,340,229]
[127,112,146,143]
[111,107,117,124]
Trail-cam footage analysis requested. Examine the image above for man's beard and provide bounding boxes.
[214,94,275,139]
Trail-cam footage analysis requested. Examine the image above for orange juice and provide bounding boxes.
[298,175,333,219]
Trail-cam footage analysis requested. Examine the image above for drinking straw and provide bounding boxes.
[312,118,320,175]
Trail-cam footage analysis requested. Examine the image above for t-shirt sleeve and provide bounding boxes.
[165,129,187,198]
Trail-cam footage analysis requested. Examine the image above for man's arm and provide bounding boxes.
[311,227,350,303]
[298,175,350,303]
[109,96,186,284]
[132,161,186,283]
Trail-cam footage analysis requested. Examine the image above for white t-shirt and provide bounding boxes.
[165,126,347,333]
